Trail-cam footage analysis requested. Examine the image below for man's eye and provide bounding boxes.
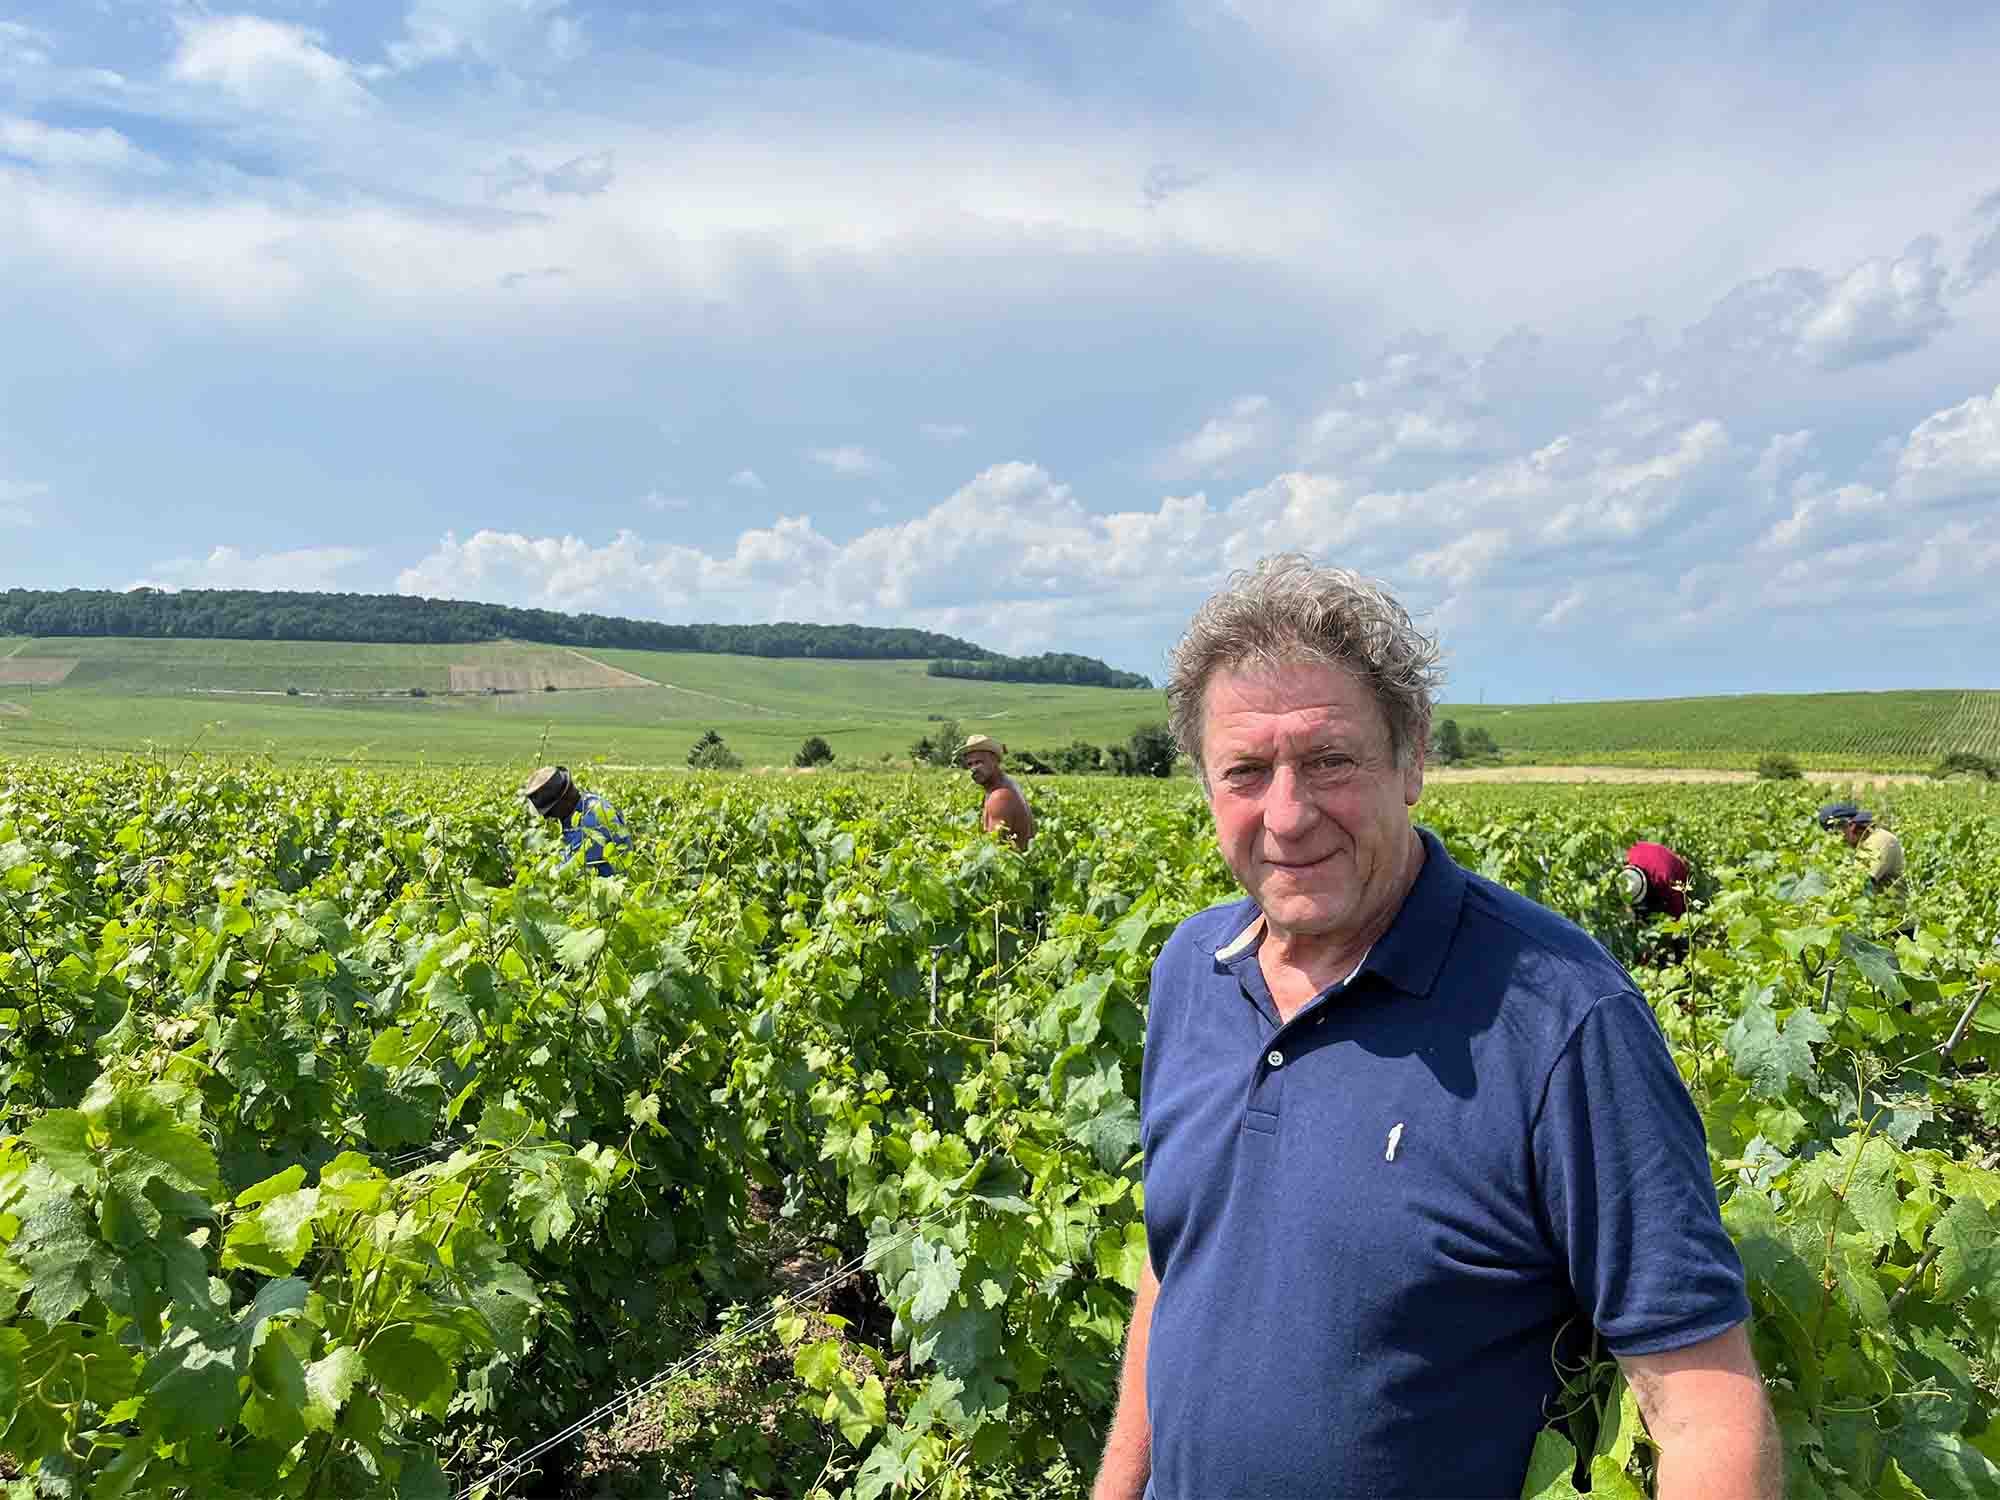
[1221,765,1264,786]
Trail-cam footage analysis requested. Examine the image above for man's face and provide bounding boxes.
[963,750,1001,788]
[1842,821,1866,847]
[1200,659,1423,943]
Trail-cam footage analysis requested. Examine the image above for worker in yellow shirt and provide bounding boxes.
[1823,804,1904,891]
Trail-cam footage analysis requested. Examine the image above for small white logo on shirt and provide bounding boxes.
[1385,1122,1404,1162]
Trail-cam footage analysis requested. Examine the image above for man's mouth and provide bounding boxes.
[1265,851,1335,871]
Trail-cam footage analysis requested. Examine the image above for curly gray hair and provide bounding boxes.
[1166,555,1445,772]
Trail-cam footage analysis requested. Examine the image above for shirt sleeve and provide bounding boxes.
[1533,989,1750,1356]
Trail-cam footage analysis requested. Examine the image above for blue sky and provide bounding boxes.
[3,1,1998,699]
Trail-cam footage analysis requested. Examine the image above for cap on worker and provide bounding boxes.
[1816,800,1860,829]
[959,733,1005,762]
[522,765,573,815]
[1851,809,1875,827]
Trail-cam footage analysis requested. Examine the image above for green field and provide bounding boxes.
[0,636,1995,771]
[1440,690,2000,770]
[0,637,1165,768]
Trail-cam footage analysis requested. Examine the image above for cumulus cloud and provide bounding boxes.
[1687,239,1951,371]
[1159,395,1277,478]
[1894,383,2000,505]
[807,445,884,477]
[140,544,370,592]
[168,14,371,116]
[728,469,766,492]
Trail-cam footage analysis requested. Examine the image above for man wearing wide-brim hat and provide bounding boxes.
[958,734,1035,850]
[522,766,632,875]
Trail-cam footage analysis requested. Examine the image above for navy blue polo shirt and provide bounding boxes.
[1138,828,1748,1499]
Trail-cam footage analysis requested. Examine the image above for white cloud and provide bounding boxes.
[641,491,689,512]
[384,0,582,74]
[1687,239,1951,370]
[807,445,884,477]
[141,544,369,592]
[1413,529,1510,589]
[728,469,766,492]
[0,20,50,69]
[1798,238,1952,368]
[921,423,972,442]
[1895,382,2000,505]
[169,15,371,117]
[0,117,160,175]
[1160,395,1277,478]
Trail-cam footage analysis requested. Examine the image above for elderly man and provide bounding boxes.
[521,765,631,875]
[959,733,1035,850]
[1094,557,1778,1500]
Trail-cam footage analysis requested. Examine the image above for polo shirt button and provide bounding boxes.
[1266,1049,1284,1068]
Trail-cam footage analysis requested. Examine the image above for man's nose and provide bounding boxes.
[1262,765,1320,837]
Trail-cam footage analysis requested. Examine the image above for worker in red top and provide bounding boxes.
[1621,841,1690,920]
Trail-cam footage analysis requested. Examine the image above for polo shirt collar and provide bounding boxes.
[1208,826,1466,1000]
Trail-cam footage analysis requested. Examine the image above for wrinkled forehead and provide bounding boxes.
[1201,656,1390,745]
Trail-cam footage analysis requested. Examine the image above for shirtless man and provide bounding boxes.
[959,734,1035,849]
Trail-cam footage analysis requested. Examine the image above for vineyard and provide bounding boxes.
[1444,690,2000,772]
[1,761,1998,1498]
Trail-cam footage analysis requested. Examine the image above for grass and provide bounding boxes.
[1433,690,2000,772]
[0,636,1993,771]
[0,638,1165,768]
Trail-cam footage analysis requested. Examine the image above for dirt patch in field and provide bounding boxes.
[1427,764,1934,787]
[0,658,76,686]
[449,651,653,694]
[0,700,26,717]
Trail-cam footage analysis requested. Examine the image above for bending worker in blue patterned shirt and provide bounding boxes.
[522,765,632,875]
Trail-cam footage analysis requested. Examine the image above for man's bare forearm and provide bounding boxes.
[1655,1418,1782,1500]
[1622,1326,1782,1500]
[1093,1259,1158,1500]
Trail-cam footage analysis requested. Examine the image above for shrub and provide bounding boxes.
[794,735,835,768]
[1126,722,1177,778]
[689,729,742,770]
[910,719,963,768]
[1757,754,1804,781]
[1463,726,1499,759]
[543,683,558,693]
[1034,741,1104,774]
[1934,750,1997,780]
[1430,719,1465,764]
[284,686,300,697]
[409,686,428,698]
